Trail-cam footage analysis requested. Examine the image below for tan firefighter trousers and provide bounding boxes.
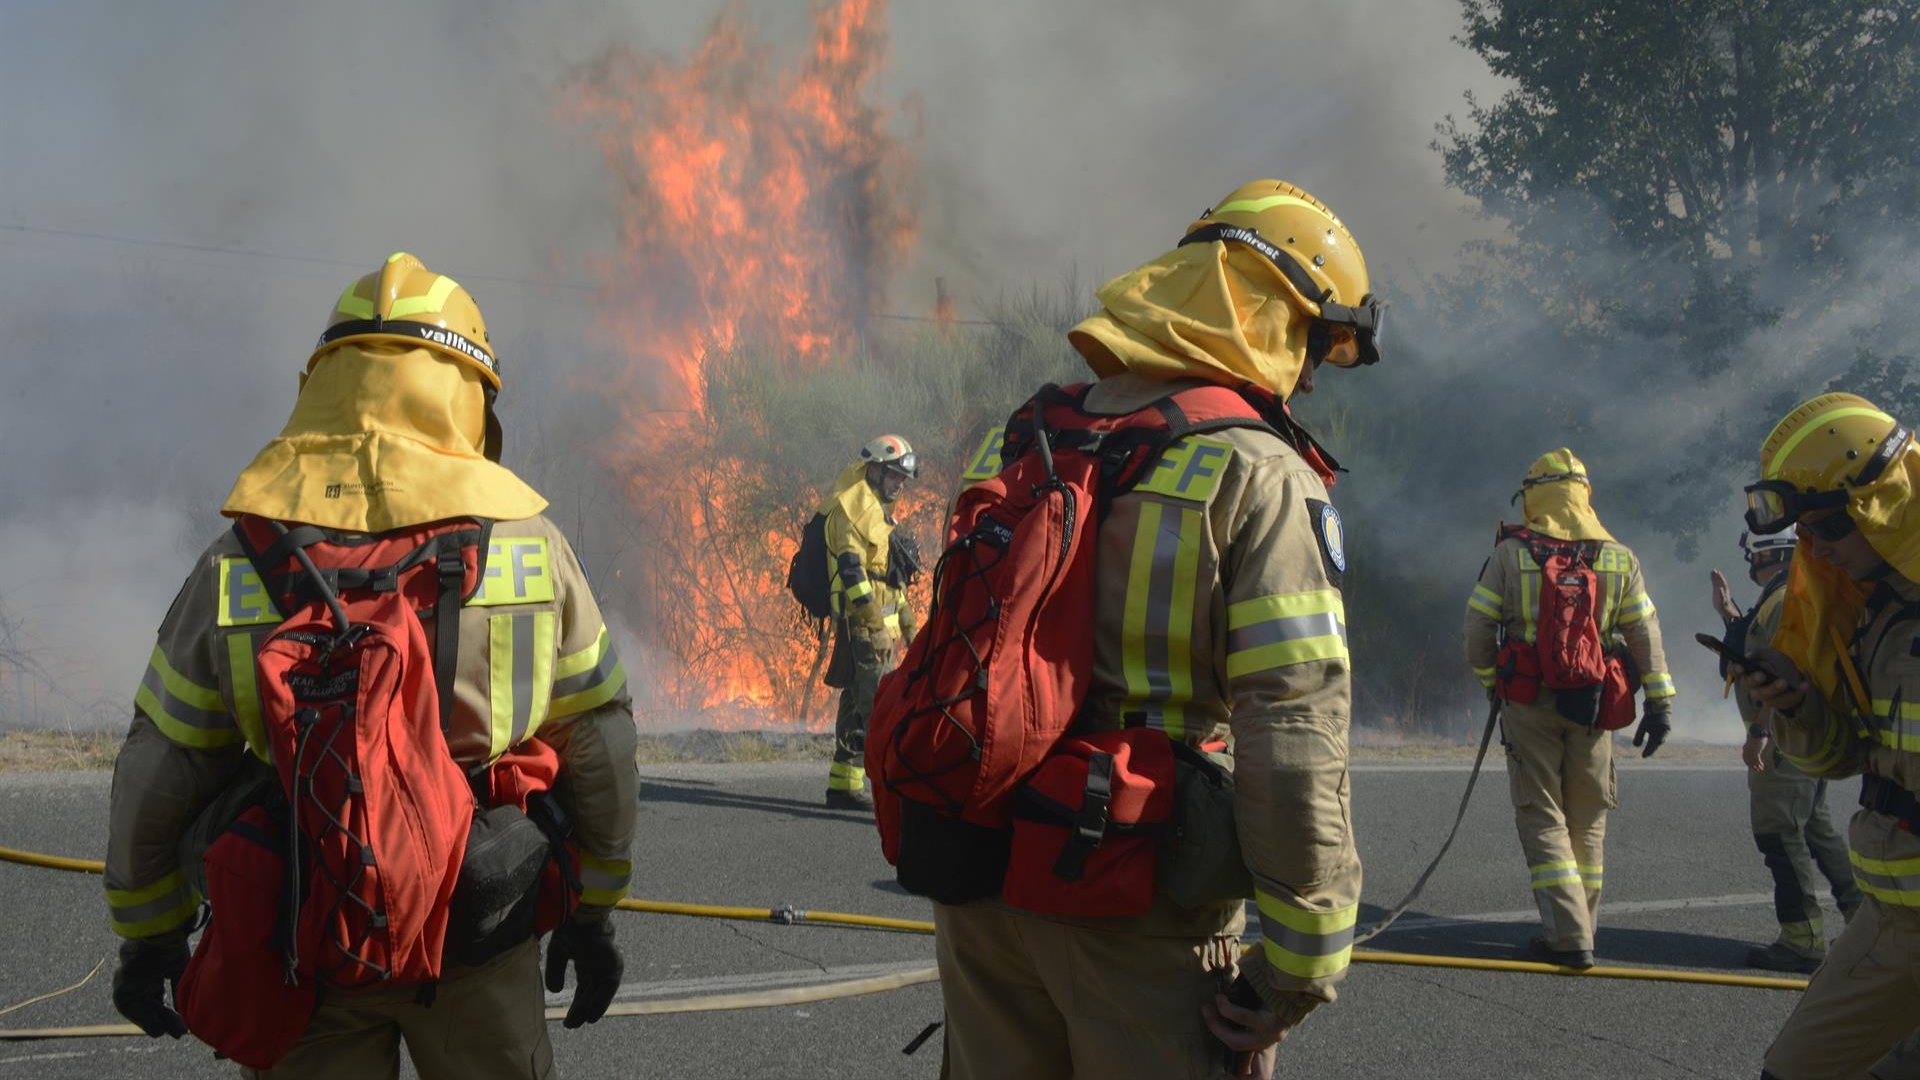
[933,902,1242,1080]
[1502,699,1615,953]
[1764,898,1920,1080]
[241,938,552,1080]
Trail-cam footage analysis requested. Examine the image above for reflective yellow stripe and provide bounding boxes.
[1518,552,1539,643]
[1767,406,1894,480]
[577,853,632,908]
[1216,194,1324,217]
[105,871,198,938]
[488,615,516,759]
[335,282,376,320]
[385,274,461,319]
[843,579,873,603]
[1467,584,1502,619]
[1779,716,1850,774]
[551,625,628,720]
[1578,863,1603,887]
[1225,590,1348,679]
[828,761,866,790]
[1642,672,1676,699]
[1162,508,1202,740]
[225,632,269,763]
[487,612,561,755]
[1120,502,1162,709]
[1851,849,1920,907]
[1472,665,1497,688]
[1617,592,1654,625]
[1530,860,1580,889]
[135,646,239,750]
[1254,891,1357,980]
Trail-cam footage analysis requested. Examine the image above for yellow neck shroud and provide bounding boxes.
[222,344,546,532]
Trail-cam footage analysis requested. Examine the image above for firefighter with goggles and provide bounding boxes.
[821,435,920,810]
[1711,530,1861,975]
[1737,394,1920,1080]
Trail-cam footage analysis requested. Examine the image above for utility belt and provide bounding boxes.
[1860,773,1920,832]
[896,727,1253,917]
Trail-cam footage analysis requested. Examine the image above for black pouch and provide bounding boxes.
[1554,683,1602,727]
[444,804,551,967]
[894,800,1011,905]
[1157,742,1253,910]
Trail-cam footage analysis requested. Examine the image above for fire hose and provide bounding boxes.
[0,838,1810,1042]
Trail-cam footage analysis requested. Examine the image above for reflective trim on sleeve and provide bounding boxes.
[1254,891,1357,981]
[134,646,241,750]
[1851,849,1920,908]
[577,853,634,908]
[1869,698,1920,752]
[1466,585,1503,620]
[1472,665,1497,689]
[224,632,270,762]
[550,625,628,720]
[1616,592,1655,626]
[1778,716,1852,775]
[1642,672,1676,700]
[1530,860,1581,890]
[105,870,199,938]
[1225,589,1349,679]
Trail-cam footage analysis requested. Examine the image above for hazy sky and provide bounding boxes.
[0,0,1527,729]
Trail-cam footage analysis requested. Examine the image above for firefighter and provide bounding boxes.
[1710,531,1861,973]
[822,435,918,809]
[104,254,638,1079]
[1741,394,1920,1080]
[933,180,1373,1080]
[1462,449,1676,969]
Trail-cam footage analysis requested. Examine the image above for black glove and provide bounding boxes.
[1632,703,1672,758]
[544,918,623,1029]
[111,938,189,1039]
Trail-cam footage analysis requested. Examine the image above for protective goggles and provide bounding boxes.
[1179,223,1383,366]
[881,453,918,479]
[1509,469,1588,506]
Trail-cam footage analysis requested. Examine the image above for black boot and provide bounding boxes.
[1527,936,1595,970]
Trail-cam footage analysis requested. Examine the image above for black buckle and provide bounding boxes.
[1050,752,1113,882]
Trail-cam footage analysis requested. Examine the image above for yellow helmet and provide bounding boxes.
[311,252,499,389]
[1179,179,1382,365]
[1746,393,1911,534]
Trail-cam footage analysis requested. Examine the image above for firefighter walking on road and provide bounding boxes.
[821,436,919,810]
[1742,394,1920,1080]
[928,179,1375,1080]
[1710,531,1861,974]
[1463,449,1676,969]
[105,253,638,1079]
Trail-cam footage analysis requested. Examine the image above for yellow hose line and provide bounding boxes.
[1354,949,1810,991]
[0,846,103,874]
[0,843,1810,992]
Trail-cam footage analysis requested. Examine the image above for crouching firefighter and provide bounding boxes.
[1462,449,1675,969]
[866,180,1375,1079]
[104,253,639,1079]
[820,436,919,810]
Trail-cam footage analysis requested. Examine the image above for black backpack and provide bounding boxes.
[786,512,833,619]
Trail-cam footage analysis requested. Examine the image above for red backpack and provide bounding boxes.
[1494,525,1635,729]
[177,515,491,1067]
[865,381,1294,905]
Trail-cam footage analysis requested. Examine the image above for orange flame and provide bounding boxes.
[572,0,918,727]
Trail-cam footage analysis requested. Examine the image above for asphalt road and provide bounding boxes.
[0,751,1860,1079]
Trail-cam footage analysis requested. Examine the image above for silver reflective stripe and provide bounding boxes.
[1257,908,1355,958]
[138,665,227,733]
[1227,611,1346,654]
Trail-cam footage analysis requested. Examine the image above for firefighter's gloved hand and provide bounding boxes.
[545,917,623,1029]
[111,938,189,1039]
[1633,702,1672,758]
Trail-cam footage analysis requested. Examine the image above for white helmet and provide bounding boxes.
[860,434,918,478]
[1740,529,1797,566]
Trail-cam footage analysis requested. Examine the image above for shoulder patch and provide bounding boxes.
[1308,499,1347,581]
[216,557,280,627]
[472,537,556,607]
[960,426,1007,483]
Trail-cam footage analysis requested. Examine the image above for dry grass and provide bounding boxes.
[0,729,119,772]
[633,730,835,764]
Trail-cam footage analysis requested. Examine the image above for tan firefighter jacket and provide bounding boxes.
[105,514,639,944]
[1065,372,1362,1009]
[1735,582,1788,729]
[1767,572,1920,910]
[822,464,911,640]
[1463,536,1676,706]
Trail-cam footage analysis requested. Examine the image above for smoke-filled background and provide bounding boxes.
[3,0,1909,741]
